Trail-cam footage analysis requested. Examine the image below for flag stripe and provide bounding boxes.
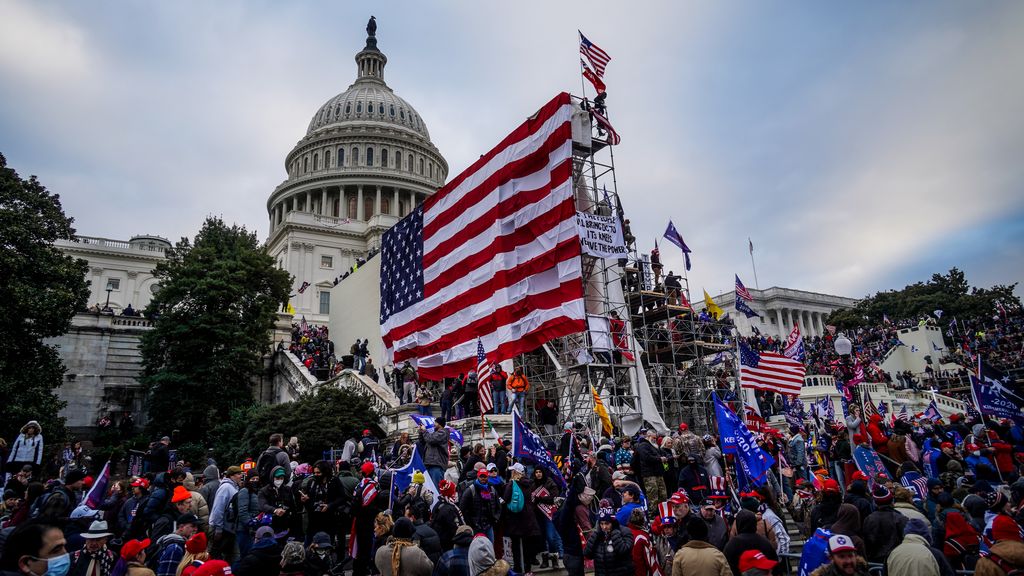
[740,348,805,396]
[477,339,493,413]
[385,239,581,347]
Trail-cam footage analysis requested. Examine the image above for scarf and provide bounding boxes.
[73,547,115,576]
[389,537,414,576]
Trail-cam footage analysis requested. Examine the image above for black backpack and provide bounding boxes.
[256,447,283,486]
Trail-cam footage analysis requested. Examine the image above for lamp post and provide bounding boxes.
[103,287,113,314]
[833,332,861,410]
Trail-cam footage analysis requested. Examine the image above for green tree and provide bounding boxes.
[208,387,383,466]
[141,217,290,443]
[828,267,1020,329]
[0,153,89,443]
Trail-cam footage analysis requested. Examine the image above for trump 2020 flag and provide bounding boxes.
[84,461,111,509]
[512,408,566,489]
[922,400,942,422]
[410,414,464,445]
[391,445,440,510]
[714,393,774,490]
[663,220,691,271]
[970,359,1024,427]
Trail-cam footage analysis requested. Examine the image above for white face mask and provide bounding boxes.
[274,479,285,488]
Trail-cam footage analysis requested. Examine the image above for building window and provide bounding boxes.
[381,197,390,214]
[366,147,374,167]
[345,103,351,114]
[407,154,413,171]
[319,291,330,315]
[106,278,120,291]
[352,147,359,165]
[400,109,405,119]
[381,148,388,167]
[321,255,333,268]
[325,149,331,168]
[395,150,401,169]
[378,103,384,115]
[419,158,424,174]
[303,157,309,172]
[313,153,319,170]
[347,196,357,218]
[429,162,433,178]
[338,147,345,166]
[389,105,395,117]
[356,102,362,113]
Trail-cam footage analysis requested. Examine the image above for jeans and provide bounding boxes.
[236,527,253,557]
[508,391,525,414]
[440,400,452,421]
[539,516,563,555]
[492,389,506,414]
[418,404,432,416]
[427,465,444,488]
[355,355,365,373]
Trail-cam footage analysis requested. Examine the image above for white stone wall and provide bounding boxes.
[329,256,386,371]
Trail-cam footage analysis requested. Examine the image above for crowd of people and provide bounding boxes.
[6,397,1024,576]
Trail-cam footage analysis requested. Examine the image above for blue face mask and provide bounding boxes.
[32,553,70,576]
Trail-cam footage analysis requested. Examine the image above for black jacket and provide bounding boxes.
[429,499,463,551]
[723,511,779,576]
[233,539,282,576]
[411,519,442,564]
[633,438,664,481]
[459,481,501,535]
[583,520,635,576]
[862,505,908,563]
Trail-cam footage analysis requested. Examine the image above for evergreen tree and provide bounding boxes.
[0,153,89,443]
[141,217,290,443]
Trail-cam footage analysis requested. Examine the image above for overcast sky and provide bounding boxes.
[2,0,1022,299]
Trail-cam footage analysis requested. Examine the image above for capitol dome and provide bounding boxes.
[265,17,448,321]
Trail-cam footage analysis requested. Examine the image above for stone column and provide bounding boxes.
[320,189,327,216]
[357,186,364,221]
[393,188,400,216]
[305,191,311,213]
[816,312,826,335]
[374,185,382,217]
[775,309,785,337]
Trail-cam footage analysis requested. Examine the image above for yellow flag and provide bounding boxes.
[591,385,613,437]
[703,289,723,320]
[286,301,296,315]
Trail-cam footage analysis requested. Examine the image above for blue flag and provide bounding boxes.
[410,414,465,446]
[922,440,941,479]
[714,393,775,490]
[835,380,851,419]
[391,445,440,510]
[922,400,942,421]
[662,220,692,271]
[971,359,1024,427]
[734,296,760,319]
[512,409,566,489]
[877,401,887,417]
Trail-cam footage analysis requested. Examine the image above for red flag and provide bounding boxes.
[581,60,606,94]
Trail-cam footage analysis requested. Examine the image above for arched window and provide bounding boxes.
[356,102,362,114]
[338,147,345,167]
[347,196,357,219]
[400,109,405,119]
[408,154,413,171]
[381,148,388,167]
[334,104,341,118]
[324,149,331,168]
[419,158,424,174]
[381,197,390,215]
[303,157,309,173]
[379,103,384,115]
[366,147,374,167]
[429,162,433,178]
[352,147,359,165]
[313,153,319,170]
[389,105,395,117]
[395,150,401,169]
[345,103,351,114]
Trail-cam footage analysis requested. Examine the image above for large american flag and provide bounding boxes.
[380,93,585,380]
[477,339,493,414]
[739,342,805,396]
[579,31,611,78]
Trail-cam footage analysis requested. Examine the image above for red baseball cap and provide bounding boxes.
[851,471,868,482]
[121,539,151,561]
[740,550,778,572]
[669,490,690,505]
[822,479,840,493]
[678,423,689,432]
[940,442,954,450]
[193,560,232,576]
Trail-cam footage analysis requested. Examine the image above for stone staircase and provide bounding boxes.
[781,507,806,574]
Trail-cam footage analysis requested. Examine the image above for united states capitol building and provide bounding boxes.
[49,19,870,434]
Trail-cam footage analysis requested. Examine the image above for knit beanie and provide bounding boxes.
[393,517,415,539]
[872,485,894,505]
[185,532,208,554]
[986,491,1008,513]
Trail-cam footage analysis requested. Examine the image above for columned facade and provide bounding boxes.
[264,22,447,322]
[710,287,859,339]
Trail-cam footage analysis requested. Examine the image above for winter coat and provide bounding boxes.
[182,474,210,529]
[373,540,433,576]
[827,504,866,558]
[126,562,156,576]
[886,533,941,576]
[198,466,220,508]
[843,481,874,522]
[633,438,664,481]
[459,481,501,535]
[671,540,731,576]
[584,522,635,576]
[235,486,260,533]
[233,538,282,576]
[7,422,44,465]
[501,479,540,537]
[724,511,778,576]
[809,558,871,576]
[209,478,239,533]
[862,504,909,564]
[420,428,449,469]
[896,501,931,525]
[257,472,296,532]
[411,520,442,565]
[975,539,1024,576]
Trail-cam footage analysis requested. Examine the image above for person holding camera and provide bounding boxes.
[257,467,295,537]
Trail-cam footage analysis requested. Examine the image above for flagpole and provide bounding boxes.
[748,238,760,290]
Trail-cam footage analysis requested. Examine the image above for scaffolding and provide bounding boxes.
[518,95,739,444]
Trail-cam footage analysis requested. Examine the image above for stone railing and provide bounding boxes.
[74,236,168,254]
[112,316,154,328]
[275,351,399,419]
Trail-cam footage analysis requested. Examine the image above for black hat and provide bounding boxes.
[65,470,87,485]
[393,517,415,539]
[177,513,200,526]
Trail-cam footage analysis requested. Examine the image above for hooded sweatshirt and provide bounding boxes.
[8,421,44,465]
[468,534,511,576]
[723,510,778,576]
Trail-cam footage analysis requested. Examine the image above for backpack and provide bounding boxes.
[256,447,283,486]
[224,489,240,525]
[508,481,525,513]
[28,488,58,519]
[127,494,153,538]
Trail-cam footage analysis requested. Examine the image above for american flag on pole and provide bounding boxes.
[477,338,493,414]
[579,31,611,77]
[589,108,621,145]
[897,404,910,422]
[380,93,585,380]
[739,341,805,396]
[901,471,929,501]
[735,275,754,302]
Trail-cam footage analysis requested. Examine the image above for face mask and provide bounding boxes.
[274,479,285,488]
[973,451,981,457]
[33,553,71,576]
[315,550,329,558]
